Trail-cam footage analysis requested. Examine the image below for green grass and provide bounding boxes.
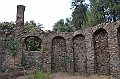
[28,68,51,79]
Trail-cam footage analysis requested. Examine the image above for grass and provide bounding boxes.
[15,72,117,79]
[92,74,116,79]
[28,68,51,79]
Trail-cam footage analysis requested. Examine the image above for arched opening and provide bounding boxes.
[51,36,66,72]
[24,36,42,51]
[22,36,43,69]
[93,28,109,75]
[73,34,86,73]
[117,27,120,69]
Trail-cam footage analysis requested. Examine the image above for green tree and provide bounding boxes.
[52,18,75,32]
[71,0,104,29]
[0,21,15,33]
[105,0,120,22]
[71,0,88,30]
[0,20,43,33]
[81,0,106,28]
[24,20,43,32]
[81,0,120,28]
[88,0,120,24]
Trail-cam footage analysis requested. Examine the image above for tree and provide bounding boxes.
[71,0,88,30]
[81,0,106,28]
[81,0,120,29]
[0,20,43,33]
[88,0,120,24]
[52,18,75,32]
[70,0,120,29]
[24,20,43,32]
[0,21,15,33]
[105,0,120,22]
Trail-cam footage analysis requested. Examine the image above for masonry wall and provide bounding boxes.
[0,5,119,78]
[17,21,120,78]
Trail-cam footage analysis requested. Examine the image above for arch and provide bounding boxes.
[73,34,85,41]
[93,28,109,75]
[51,36,66,72]
[23,36,42,51]
[73,34,86,73]
[117,26,120,68]
[22,36,43,69]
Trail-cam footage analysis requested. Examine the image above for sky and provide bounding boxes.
[0,0,89,30]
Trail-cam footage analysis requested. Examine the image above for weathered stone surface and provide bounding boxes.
[16,5,25,32]
[23,51,43,70]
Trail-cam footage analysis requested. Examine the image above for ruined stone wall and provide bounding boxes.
[0,5,119,78]
[18,21,120,78]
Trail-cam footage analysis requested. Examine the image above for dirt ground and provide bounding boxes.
[15,72,117,79]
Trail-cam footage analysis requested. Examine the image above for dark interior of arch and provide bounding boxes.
[51,36,66,72]
[73,34,86,73]
[24,36,42,51]
[117,27,120,64]
[93,29,110,75]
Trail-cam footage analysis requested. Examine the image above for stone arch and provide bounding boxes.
[51,36,66,72]
[23,36,42,51]
[22,36,43,69]
[93,28,109,75]
[73,34,86,73]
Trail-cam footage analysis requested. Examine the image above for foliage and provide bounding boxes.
[1,35,18,56]
[0,69,5,74]
[89,0,106,23]
[8,68,15,73]
[21,53,27,68]
[104,0,120,22]
[28,68,51,79]
[40,45,48,52]
[71,0,120,30]
[63,55,67,71]
[106,68,110,76]
[71,0,89,30]
[83,0,120,28]
[81,10,97,29]
[8,36,18,56]
[0,21,15,33]
[24,20,44,32]
[24,36,42,51]
[52,18,75,32]
[83,61,87,75]
[1,38,8,50]
[0,20,43,33]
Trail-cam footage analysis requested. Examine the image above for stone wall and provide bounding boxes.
[0,5,119,78]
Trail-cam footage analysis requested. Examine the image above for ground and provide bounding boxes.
[15,72,117,79]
